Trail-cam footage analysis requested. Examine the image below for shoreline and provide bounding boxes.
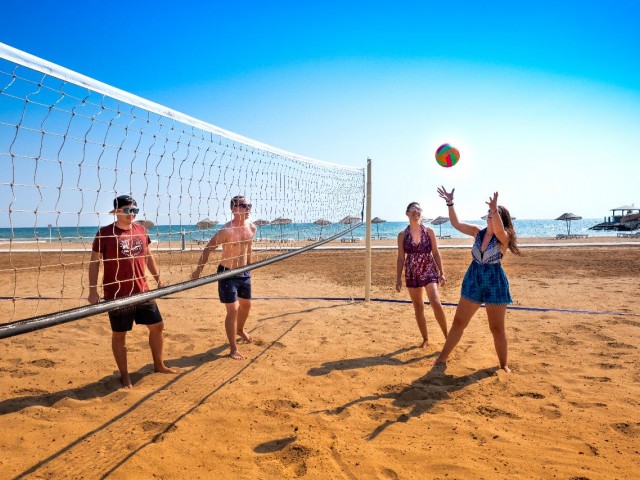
[1,235,639,252]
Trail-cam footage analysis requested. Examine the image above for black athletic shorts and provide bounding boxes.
[108,300,163,332]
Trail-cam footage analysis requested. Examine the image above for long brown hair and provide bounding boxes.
[497,205,520,255]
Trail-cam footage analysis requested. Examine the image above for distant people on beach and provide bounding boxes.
[396,202,448,347]
[192,195,257,360]
[88,195,178,388]
[434,187,520,372]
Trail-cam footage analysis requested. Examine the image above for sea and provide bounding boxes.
[0,218,625,244]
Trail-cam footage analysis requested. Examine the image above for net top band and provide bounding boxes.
[0,42,362,172]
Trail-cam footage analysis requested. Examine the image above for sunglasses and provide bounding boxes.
[121,207,139,214]
[407,206,422,213]
[235,203,252,209]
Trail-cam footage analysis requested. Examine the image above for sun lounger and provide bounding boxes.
[555,234,588,239]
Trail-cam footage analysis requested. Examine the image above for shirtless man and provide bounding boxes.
[192,195,257,360]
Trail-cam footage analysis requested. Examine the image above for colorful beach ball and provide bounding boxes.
[435,143,460,168]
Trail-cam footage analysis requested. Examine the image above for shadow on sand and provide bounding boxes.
[317,362,498,440]
[308,346,437,376]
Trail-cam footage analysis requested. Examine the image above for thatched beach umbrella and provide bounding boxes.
[431,216,449,237]
[196,218,218,239]
[313,218,332,238]
[253,219,269,240]
[271,217,292,240]
[135,219,154,230]
[371,216,386,239]
[555,213,582,235]
[339,215,361,240]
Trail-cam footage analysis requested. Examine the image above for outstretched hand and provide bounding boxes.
[486,192,499,212]
[437,186,455,204]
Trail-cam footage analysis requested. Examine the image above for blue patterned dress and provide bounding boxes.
[460,228,512,305]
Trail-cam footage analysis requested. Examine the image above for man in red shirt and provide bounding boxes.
[88,195,178,388]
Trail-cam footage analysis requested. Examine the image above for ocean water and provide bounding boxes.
[0,218,625,243]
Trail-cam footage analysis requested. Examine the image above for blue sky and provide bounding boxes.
[2,0,639,221]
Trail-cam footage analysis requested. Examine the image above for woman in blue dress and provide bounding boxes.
[434,187,520,372]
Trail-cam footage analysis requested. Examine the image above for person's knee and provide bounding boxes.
[451,317,469,331]
[489,323,505,336]
[148,321,164,334]
[225,301,240,312]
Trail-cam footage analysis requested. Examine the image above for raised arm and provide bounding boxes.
[437,186,480,238]
[486,192,509,246]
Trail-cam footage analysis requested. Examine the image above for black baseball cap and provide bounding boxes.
[109,195,137,214]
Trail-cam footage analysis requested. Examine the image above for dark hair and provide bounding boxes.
[406,202,421,212]
[230,195,245,209]
[496,205,520,255]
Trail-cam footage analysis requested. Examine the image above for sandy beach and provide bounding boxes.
[1,239,639,479]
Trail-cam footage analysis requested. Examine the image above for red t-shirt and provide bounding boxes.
[92,223,151,300]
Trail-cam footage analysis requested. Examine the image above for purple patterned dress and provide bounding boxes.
[403,225,439,288]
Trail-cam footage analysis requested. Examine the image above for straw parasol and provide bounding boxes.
[555,212,582,235]
[196,218,218,239]
[135,219,154,229]
[253,219,269,240]
[431,216,449,237]
[313,218,332,238]
[271,217,292,241]
[371,216,386,239]
[339,215,361,240]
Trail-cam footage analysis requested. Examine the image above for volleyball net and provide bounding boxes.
[0,42,365,335]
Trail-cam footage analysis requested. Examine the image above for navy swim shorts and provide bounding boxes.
[217,264,252,303]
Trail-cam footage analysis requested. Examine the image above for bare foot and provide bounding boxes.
[120,376,133,389]
[501,365,512,373]
[430,360,447,373]
[155,365,180,374]
[420,338,429,348]
[237,330,253,344]
[230,350,245,360]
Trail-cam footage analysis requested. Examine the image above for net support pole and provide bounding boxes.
[365,158,372,301]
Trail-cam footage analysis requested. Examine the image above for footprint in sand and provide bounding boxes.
[539,403,562,419]
[515,392,545,399]
[607,341,636,350]
[581,375,612,383]
[29,359,56,368]
[381,467,399,479]
[477,405,518,419]
[611,422,640,436]
[273,443,313,477]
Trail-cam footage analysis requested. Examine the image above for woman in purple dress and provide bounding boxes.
[396,202,448,347]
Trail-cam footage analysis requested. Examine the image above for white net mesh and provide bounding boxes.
[0,43,365,327]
